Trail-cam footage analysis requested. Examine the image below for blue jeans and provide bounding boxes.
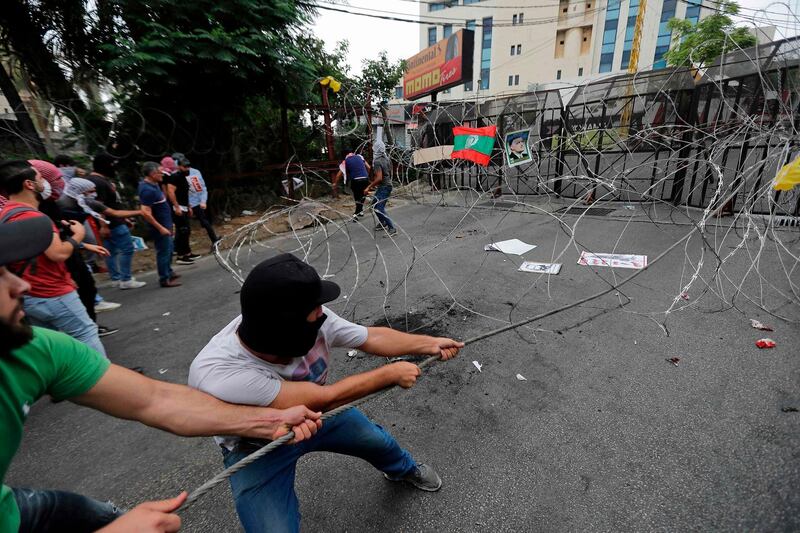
[23,290,106,357]
[152,232,175,282]
[223,408,416,533]
[13,487,124,533]
[373,185,394,229]
[104,224,134,282]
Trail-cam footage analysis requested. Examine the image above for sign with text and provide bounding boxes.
[403,29,474,100]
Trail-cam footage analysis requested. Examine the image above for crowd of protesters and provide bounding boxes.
[0,152,219,358]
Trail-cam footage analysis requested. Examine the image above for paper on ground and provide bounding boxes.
[577,251,647,269]
[516,374,527,381]
[484,239,536,255]
[472,361,482,372]
[518,261,561,274]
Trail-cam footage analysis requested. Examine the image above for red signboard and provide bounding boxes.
[403,29,474,101]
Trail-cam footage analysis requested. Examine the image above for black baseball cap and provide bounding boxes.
[238,254,340,350]
[0,216,53,267]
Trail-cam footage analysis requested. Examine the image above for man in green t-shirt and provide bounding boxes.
[0,215,323,532]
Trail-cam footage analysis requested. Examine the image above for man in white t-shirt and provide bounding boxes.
[188,253,463,533]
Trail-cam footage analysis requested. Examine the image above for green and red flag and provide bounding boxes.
[451,125,497,166]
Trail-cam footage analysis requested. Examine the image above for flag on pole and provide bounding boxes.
[773,156,800,191]
[451,125,497,166]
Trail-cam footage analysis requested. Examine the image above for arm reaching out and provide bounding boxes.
[72,364,322,442]
[359,327,464,360]
[269,361,421,412]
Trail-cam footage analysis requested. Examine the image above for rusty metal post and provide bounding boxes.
[320,83,337,184]
[365,87,373,163]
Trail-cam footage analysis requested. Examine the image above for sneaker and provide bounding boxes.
[383,464,442,492]
[97,325,119,337]
[176,257,195,265]
[160,279,182,288]
[187,253,202,260]
[357,212,365,217]
[385,227,397,236]
[110,280,121,288]
[95,301,121,313]
[374,223,385,231]
[119,279,146,290]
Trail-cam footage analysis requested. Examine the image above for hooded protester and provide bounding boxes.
[331,149,371,220]
[188,253,464,533]
[86,153,145,290]
[364,128,397,235]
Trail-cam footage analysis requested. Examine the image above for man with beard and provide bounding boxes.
[188,253,464,533]
[0,217,323,533]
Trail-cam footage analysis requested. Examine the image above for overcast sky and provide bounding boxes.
[310,0,800,75]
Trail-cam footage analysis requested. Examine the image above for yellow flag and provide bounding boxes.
[773,156,800,191]
[319,76,341,93]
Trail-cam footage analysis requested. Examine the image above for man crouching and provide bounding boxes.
[188,253,463,533]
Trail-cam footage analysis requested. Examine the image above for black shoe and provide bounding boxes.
[384,464,442,491]
[97,325,119,337]
[176,256,195,265]
[187,253,202,260]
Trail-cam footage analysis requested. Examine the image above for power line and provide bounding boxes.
[312,1,607,26]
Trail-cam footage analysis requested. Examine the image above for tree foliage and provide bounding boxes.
[358,51,405,104]
[663,1,757,69]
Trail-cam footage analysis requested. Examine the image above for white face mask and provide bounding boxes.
[38,179,52,200]
[85,191,98,199]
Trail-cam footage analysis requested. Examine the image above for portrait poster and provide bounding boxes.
[504,129,532,167]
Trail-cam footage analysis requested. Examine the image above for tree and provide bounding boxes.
[358,51,405,104]
[663,1,757,69]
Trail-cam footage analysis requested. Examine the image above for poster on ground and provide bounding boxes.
[577,251,648,269]
[518,261,561,274]
[504,130,532,167]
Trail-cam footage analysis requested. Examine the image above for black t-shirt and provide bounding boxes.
[86,173,123,226]
[166,171,189,207]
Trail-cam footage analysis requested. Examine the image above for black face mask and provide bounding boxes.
[240,313,328,359]
[0,316,33,359]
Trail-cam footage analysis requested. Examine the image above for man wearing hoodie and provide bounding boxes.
[364,130,397,236]
[86,152,145,289]
[189,254,464,532]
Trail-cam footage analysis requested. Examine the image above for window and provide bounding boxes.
[429,2,445,11]
[587,3,592,7]
[466,19,476,30]
[556,70,562,80]
[620,0,639,70]
[428,27,437,46]
[514,74,520,85]
[599,0,620,72]
[443,24,452,38]
[563,7,568,12]
[464,0,482,4]
[560,40,565,45]
[653,0,677,67]
[517,44,522,54]
[685,0,701,23]
[465,80,473,91]
[465,19,476,90]
[508,75,514,86]
[480,17,492,89]
[578,67,583,76]
[510,45,516,56]
[513,14,518,24]
[394,86,403,99]
[519,13,524,23]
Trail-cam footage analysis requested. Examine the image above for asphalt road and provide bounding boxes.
[8,194,800,532]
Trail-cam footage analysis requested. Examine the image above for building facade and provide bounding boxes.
[410,0,707,101]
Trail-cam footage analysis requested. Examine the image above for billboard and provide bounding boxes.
[403,29,474,100]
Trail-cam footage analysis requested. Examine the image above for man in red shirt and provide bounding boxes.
[0,160,106,356]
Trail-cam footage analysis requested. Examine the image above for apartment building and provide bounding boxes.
[408,0,708,100]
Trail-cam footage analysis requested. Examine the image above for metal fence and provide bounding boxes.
[411,37,800,217]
